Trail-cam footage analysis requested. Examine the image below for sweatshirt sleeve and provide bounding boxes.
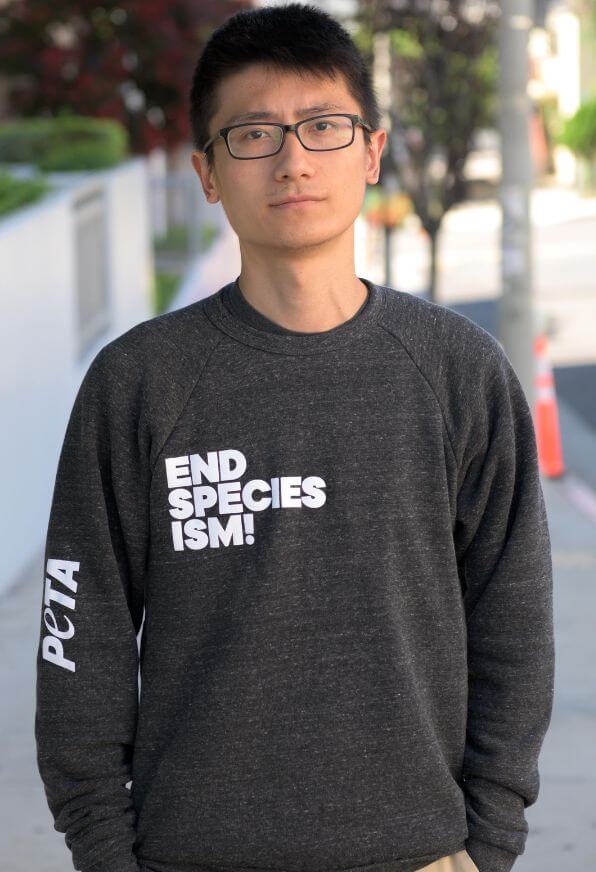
[35,342,150,872]
[453,346,555,872]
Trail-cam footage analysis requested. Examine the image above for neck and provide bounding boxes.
[236,233,368,333]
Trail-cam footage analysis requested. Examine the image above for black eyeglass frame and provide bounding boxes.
[202,113,374,159]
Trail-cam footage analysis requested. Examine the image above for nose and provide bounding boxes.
[279,128,308,154]
[273,128,314,177]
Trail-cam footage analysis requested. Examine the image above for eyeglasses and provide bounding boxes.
[202,113,373,160]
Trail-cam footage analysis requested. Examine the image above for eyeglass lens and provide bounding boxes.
[227,114,354,158]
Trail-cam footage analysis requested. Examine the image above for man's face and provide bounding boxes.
[191,64,386,253]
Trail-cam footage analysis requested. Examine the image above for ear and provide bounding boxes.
[365,128,387,185]
[191,150,220,204]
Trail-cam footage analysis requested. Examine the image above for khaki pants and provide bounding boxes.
[417,848,480,872]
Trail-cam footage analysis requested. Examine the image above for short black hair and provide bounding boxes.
[189,2,381,169]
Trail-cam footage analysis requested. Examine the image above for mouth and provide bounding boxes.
[271,197,324,208]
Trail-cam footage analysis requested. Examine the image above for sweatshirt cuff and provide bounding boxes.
[465,837,518,872]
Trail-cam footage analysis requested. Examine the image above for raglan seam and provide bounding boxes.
[148,328,228,478]
[96,312,227,471]
[376,320,459,471]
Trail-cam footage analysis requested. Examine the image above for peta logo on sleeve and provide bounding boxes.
[165,447,326,551]
[41,559,79,672]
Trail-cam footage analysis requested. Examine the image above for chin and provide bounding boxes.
[268,228,339,250]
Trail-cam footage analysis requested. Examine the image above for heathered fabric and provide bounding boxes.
[35,277,555,872]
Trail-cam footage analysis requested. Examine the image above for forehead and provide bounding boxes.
[213,64,357,126]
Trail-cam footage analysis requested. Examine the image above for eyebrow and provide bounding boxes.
[223,103,347,126]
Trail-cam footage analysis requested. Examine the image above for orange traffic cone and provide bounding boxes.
[533,333,565,477]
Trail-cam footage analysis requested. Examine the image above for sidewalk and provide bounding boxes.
[522,472,596,871]
[442,183,596,233]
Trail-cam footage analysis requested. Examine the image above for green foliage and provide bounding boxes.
[0,114,129,171]
[0,1,252,154]
[557,99,596,159]
[154,220,219,254]
[200,221,218,249]
[389,29,423,60]
[356,0,499,299]
[393,36,498,149]
[351,24,375,62]
[152,270,182,315]
[154,223,189,253]
[0,170,50,218]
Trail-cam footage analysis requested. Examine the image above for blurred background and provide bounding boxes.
[0,1,594,870]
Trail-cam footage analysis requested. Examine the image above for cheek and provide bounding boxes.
[217,180,274,239]
[331,155,367,195]
[219,167,261,209]
[331,167,367,215]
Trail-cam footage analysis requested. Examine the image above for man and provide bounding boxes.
[35,4,555,872]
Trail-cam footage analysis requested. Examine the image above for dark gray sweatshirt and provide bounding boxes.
[35,277,555,872]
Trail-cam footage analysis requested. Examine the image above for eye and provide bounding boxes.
[241,127,273,141]
[304,118,339,135]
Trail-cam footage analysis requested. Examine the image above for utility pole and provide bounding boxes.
[498,1,536,410]
[374,30,396,288]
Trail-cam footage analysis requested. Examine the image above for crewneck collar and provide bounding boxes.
[202,274,386,356]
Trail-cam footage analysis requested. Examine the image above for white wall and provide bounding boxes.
[545,5,582,186]
[0,157,154,595]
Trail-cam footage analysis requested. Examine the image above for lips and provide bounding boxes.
[271,196,323,206]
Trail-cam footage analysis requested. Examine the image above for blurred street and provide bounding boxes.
[390,186,596,489]
[394,186,596,366]
[2,0,595,869]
